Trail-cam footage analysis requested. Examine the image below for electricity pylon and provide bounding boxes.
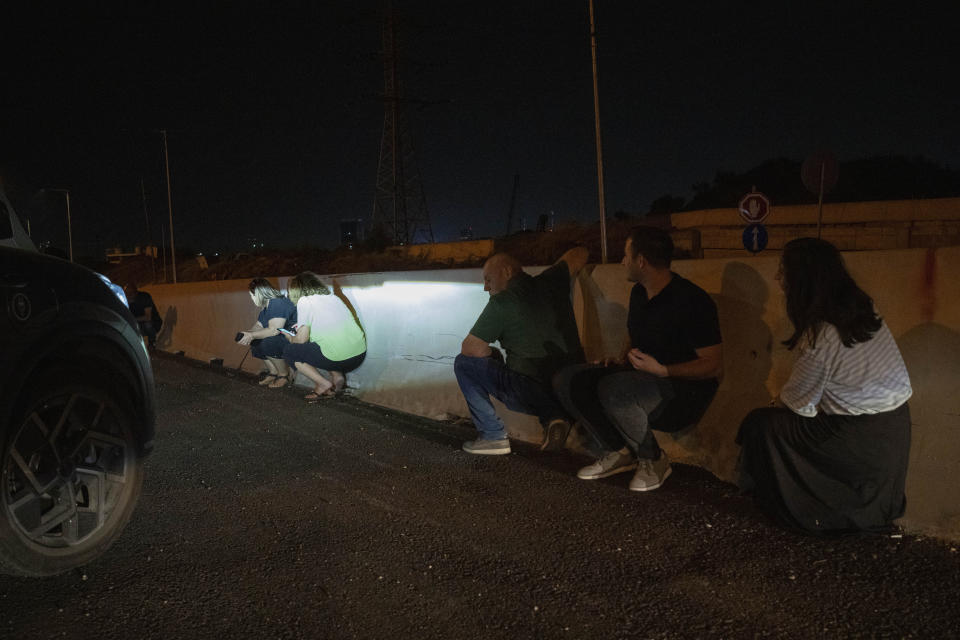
[371,0,433,246]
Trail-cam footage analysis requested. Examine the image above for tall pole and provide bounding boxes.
[589,0,608,263]
[44,188,72,262]
[141,177,156,283]
[815,161,825,240]
[161,223,167,284]
[161,129,177,283]
[64,190,73,262]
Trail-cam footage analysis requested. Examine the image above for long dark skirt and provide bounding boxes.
[736,403,911,534]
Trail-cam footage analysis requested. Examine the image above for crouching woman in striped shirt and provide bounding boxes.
[737,238,912,534]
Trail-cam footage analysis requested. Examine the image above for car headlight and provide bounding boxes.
[96,273,129,308]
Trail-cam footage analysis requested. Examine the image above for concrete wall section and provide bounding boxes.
[146,247,960,539]
[665,198,960,258]
[148,271,549,439]
[668,197,960,229]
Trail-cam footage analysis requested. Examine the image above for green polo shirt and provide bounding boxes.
[469,262,584,384]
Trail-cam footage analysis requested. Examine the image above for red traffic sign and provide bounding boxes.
[738,191,771,224]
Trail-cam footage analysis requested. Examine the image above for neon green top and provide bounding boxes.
[296,293,366,361]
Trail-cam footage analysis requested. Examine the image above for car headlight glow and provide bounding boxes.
[96,273,129,309]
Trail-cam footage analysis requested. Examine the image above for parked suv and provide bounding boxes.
[0,190,155,576]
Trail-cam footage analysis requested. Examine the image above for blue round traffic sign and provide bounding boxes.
[743,224,768,253]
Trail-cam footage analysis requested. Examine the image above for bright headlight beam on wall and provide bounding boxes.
[347,281,484,306]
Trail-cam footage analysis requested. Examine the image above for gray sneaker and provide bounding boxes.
[462,438,511,455]
[629,453,672,491]
[577,449,637,480]
[540,418,572,452]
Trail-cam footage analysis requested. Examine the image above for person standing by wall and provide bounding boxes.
[125,281,162,349]
[736,237,912,534]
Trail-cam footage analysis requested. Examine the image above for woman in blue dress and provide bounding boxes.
[237,278,298,388]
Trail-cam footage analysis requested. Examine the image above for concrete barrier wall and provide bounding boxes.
[146,246,960,539]
[667,196,960,228]
[661,198,960,257]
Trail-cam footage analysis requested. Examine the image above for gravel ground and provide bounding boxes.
[2,355,958,639]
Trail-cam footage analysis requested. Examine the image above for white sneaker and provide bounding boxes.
[577,449,637,480]
[629,453,672,491]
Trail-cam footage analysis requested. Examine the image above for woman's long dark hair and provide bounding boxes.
[781,238,881,350]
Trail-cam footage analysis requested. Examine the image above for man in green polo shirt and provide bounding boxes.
[455,247,588,455]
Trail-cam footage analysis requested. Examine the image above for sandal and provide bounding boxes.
[268,374,291,389]
[258,373,278,386]
[304,391,329,403]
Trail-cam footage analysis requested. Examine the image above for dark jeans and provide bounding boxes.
[454,354,567,441]
[251,334,288,360]
[282,342,366,373]
[553,363,717,460]
[137,321,157,347]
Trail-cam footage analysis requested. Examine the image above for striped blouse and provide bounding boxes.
[780,321,912,417]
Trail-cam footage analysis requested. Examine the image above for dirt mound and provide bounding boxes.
[103,220,644,285]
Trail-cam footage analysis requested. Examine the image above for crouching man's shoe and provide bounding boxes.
[540,418,572,452]
[629,452,672,491]
[577,448,637,479]
[462,438,511,455]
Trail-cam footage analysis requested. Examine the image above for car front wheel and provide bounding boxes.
[0,378,144,577]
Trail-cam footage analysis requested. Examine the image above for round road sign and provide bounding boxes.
[743,224,768,253]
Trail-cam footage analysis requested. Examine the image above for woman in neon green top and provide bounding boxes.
[282,272,366,402]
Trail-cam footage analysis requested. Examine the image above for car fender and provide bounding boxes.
[0,302,156,456]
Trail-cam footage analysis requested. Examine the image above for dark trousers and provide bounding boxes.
[137,321,157,347]
[251,334,288,360]
[554,363,717,460]
[736,403,911,533]
[454,354,566,441]
[553,364,667,459]
[282,342,366,373]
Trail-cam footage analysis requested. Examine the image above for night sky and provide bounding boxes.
[2,2,958,257]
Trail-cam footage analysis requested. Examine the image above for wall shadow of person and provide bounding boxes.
[156,305,177,350]
[669,261,778,481]
[331,279,366,339]
[556,267,631,453]
[575,266,628,363]
[892,322,960,532]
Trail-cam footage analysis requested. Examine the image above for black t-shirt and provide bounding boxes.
[130,290,161,331]
[129,291,154,318]
[627,273,722,430]
[627,273,721,366]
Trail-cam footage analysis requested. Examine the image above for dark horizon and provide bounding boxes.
[3,3,958,257]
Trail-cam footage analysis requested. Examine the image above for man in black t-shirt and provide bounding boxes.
[455,248,588,455]
[554,226,723,491]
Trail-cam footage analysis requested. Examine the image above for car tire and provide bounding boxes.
[0,368,145,577]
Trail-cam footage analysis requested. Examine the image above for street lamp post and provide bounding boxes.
[44,188,73,262]
[589,0,608,264]
[161,129,176,283]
